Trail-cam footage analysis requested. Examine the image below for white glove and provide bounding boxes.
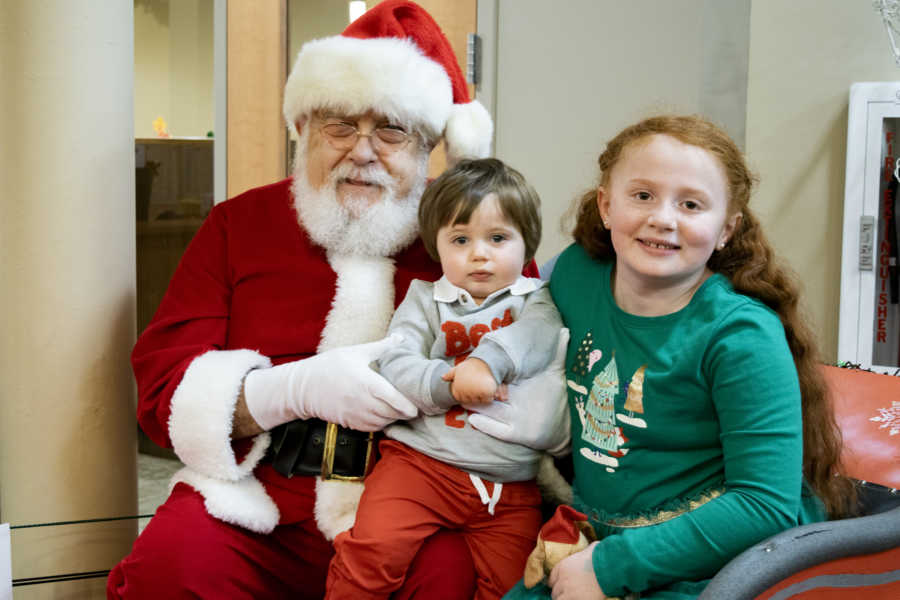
[243,334,417,432]
[468,329,571,455]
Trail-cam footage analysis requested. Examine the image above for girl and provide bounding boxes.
[505,115,853,599]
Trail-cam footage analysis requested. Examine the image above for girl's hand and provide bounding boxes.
[547,542,607,600]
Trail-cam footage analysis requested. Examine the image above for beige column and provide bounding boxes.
[0,1,138,598]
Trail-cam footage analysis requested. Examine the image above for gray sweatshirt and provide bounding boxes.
[380,275,564,482]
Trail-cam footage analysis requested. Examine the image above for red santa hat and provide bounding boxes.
[539,505,590,544]
[283,0,492,163]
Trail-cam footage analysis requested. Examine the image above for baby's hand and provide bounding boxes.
[442,358,498,405]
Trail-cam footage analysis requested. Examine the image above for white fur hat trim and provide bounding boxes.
[284,35,452,140]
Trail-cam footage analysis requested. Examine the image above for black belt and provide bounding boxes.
[264,419,376,481]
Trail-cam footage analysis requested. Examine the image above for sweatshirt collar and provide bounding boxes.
[433,275,541,304]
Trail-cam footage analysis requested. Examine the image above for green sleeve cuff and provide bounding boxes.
[592,540,629,598]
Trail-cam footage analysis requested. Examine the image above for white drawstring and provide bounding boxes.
[469,474,503,516]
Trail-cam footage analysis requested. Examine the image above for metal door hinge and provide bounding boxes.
[466,33,481,85]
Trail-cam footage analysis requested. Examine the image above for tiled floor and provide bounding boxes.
[137,453,182,532]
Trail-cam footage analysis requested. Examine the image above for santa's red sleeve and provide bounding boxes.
[131,202,278,532]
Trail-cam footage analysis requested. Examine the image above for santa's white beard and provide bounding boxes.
[291,138,426,257]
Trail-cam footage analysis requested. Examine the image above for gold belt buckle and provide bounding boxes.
[320,422,375,481]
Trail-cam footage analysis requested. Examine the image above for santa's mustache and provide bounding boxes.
[328,162,393,189]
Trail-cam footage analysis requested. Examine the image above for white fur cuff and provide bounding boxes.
[172,466,280,534]
[168,349,272,481]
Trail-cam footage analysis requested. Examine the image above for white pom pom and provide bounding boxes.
[444,100,493,164]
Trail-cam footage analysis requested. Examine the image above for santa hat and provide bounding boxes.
[283,0,492,163]
[523,505,596,588]
[539,505,590,544]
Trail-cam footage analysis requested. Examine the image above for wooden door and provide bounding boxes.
[227,0,287,198]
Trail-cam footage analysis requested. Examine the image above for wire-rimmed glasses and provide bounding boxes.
[319,121,412,154]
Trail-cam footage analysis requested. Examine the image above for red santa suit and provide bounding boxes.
[106,178,479,599]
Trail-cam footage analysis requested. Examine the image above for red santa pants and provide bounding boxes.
[326,440,543,600]
[107,481,475,599]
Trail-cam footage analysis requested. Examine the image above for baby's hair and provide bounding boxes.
[572,115,855,518]
[418,158,542,263]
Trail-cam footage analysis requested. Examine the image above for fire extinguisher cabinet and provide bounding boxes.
[838,82,900,373]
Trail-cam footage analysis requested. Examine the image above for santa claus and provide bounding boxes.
[107,2,568,598]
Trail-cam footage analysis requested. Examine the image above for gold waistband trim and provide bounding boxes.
[603,488,724,529]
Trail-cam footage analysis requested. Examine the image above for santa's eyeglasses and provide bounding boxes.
[319,121,412,154]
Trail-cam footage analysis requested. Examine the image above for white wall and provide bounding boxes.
[491,0,751,269]
[745,0,898,361]
[287,0,348,72]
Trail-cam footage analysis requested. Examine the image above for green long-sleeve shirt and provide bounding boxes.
[547,244,824,598]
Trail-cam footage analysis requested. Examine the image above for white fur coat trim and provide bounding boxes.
[317,253,397,352]
[314,478,367,541]
[171,466,280,534]
[313,253,397,539]
[168,348,273,481]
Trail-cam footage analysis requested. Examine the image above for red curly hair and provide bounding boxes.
[571,115,855,517]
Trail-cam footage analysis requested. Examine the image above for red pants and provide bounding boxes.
[326,440,542,600]
[107,482,475,599]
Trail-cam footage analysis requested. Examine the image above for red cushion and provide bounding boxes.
[821,366,900,488]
